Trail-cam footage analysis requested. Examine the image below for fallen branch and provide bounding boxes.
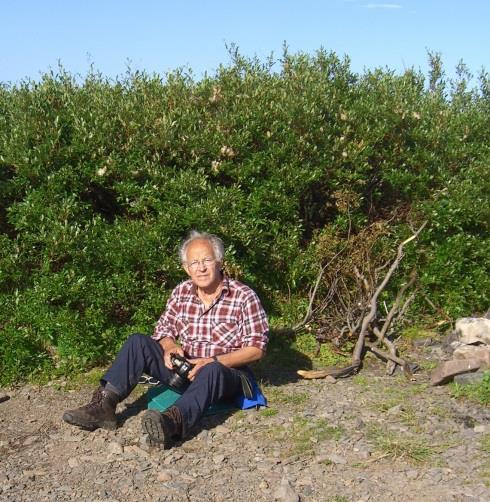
[297,221,426,380]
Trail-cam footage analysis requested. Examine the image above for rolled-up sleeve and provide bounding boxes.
[152,288,180,342]
[240,291,269,352]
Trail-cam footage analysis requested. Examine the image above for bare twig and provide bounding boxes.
[377,270,417,341]
[350,221,427,368]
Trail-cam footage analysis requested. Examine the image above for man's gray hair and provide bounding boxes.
[179,231,225,264]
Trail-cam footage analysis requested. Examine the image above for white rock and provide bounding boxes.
[455,317,490,344]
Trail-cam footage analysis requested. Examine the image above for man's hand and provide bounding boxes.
[159,339,185,370]
[187,357,214,381]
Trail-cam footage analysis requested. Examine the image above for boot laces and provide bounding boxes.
[85,387,106,410]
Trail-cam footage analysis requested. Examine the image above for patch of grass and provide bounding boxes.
[400,327,437,341]
[285,332,350,368]
[366,425,434,464]
[260,408,279,418]
[268,416,344,457]
[263,386,310,407]
[479,434,490,454]
[418,359,438,371]
[352,374,370,388]
[449,371,490,406]
[478,435,490,486]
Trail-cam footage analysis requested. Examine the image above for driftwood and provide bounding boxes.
[297,221,427,380]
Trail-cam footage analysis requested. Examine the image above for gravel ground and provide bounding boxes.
[1,347,489,502]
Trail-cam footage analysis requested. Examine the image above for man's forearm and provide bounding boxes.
[214,346,264,368]
[158,337,180,352]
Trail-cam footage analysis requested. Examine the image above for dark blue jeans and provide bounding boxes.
[102,333,243,433]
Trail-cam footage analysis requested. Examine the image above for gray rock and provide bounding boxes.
[356,449,371,460]
[453,371,486,385]
[325,453,347,465]
[387,404,404,416]
[354,417,365,429]
[274,477,300,502]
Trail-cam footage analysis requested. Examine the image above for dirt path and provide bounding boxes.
[1,348,489,502]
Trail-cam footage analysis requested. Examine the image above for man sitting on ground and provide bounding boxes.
[63,231,269,448]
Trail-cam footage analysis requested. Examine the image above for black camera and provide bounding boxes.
[167,353,195,392]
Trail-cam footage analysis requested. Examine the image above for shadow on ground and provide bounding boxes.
[253,328,314,386]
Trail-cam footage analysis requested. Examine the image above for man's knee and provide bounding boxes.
[125,333,154,349]
[194,361,227,381]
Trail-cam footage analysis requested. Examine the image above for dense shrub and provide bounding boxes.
[0,50,488,384]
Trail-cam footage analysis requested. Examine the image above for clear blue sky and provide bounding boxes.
[1,0,489,84]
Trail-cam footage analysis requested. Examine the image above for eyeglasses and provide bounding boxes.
[138,375,160,386]
[186,257,216,271]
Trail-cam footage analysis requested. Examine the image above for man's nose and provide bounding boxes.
[197,260,207,271]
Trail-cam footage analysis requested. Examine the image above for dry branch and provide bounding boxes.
[297,221,426,380]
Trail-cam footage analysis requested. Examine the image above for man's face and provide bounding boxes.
[183,239,222,290]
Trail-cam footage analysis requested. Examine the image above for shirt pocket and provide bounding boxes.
[175,315,191,339]
[211,321,240,347]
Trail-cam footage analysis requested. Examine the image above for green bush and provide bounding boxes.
[0,50,489,384]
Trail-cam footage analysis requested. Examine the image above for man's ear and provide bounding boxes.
[183,264,191,276]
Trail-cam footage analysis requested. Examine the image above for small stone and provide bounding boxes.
[406,470,419,480]
[316,453,347,464]
[68,458,79,468]
[474,425,487,433]
[108,441,124,455]
[354,417,365,429]
[22,436,37,446]
[274,478,300,502]
[325,453,347,465]
[357,449,371,460]
[213,454,226,464]
[259,480,269,490]
[0,393,10,404]
[63,432,83,442]
[157,470,172,483]
[325,375,337,384]
[214,425,230,434]
[387,404,404,416]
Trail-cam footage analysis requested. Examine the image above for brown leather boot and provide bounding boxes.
[141,406,183,448]
[62,386,119,431]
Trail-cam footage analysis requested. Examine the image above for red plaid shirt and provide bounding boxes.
[152,276,269,358]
